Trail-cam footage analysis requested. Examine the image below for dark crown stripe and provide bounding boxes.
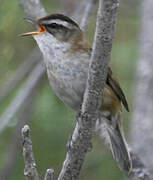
[38,14,79,28]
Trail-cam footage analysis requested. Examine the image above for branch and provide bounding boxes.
[94,1,153,178]
[44,169,54,180]
[19,0,46,18]
[72,0,92,23]
[58,0,119,179]
[80,0,96,31]
[22,125,40,180]
[0,62,45,134]
[1,91,37,180]
[0,48,41,103]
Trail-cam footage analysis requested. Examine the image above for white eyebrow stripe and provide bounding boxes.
[41,19,75,29]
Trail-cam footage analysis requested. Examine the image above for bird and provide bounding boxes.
[21,13,132,172]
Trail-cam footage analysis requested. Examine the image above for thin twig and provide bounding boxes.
[19,0,46,18]
[0,62,45,134]
[72,0,90,23]
[80,0,96,31]
[0,48,41,103]
[58,0,119,179]
[44,169,54,180]
[22,125,40,180]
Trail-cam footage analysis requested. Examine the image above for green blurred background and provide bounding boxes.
[0,0,139,179]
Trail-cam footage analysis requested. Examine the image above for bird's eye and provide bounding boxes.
[50,23,57,29]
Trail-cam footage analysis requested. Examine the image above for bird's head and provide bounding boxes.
[21,14,82,43]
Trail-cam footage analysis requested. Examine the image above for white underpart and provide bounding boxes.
[34,32,89,110]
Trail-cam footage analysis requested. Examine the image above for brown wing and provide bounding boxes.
[86,46,129,111]
[106,67,129,112]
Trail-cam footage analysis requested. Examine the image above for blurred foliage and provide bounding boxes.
[0,0,139,179]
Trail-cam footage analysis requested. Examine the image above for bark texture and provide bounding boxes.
[44,169,54,180]
[22,125,40,180]
[80,0,96,31]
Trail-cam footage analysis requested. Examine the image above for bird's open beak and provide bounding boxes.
[20,17,46,37]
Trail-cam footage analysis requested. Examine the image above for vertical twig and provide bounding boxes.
[72,0,90,23]
[80,0,96,31]
[22,125,40,180]
[44,169,54,180]
[19,0,46,18]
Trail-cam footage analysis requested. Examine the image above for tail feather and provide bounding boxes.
[102,112,132,173]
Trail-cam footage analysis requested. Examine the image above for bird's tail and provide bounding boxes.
[100,112,132,173]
